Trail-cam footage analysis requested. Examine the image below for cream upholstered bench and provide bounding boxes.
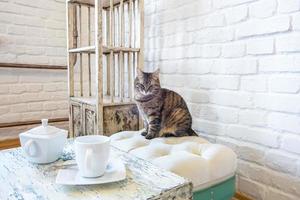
[110,131,237,200]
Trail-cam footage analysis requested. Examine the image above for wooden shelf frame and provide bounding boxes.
[67,0,144,137]
[0,63,67,70]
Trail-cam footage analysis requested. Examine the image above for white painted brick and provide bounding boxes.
[210,90,253,108]
[193,119,227,135]
[278,0,300,13]
[224,5,248,24]
[0,85,9,94]
[28,103,43,112]
[160,74,185,87]
[178,59,212,74]
[194,28,234,44]
[247,38,274,55]
[249,0,277,18]
[203,13,226,27]
[185,44,221,58]
[26,84,43,93]
[43,102,59,111]
[211,58,257,75]
[282,134,300,155]
[198,105,239,123]
[237,143,266,165]
[239,160,300,197]
[9,85,26,94]
[0,69,19,83]
[214,0,256,8]
[241,75,268,92]
[237,160,269,183]
[222,42,246,58]
[277,33,300,52]
[10,103,27,113]
[0,106,9,115]
[268,112,300,134]
[265,150,298,174]
[227,125,279,147]
[259,55,300,72]
[0,95,10,106]
[238,176,266,200]
[186,75,240,90]
[236,16,290,38]
[239,110,267,127]
[158,60,179,74]
[268,169,300,197]
[269,75,300,93]
[161,47,184,60]
[21,111,52,122]
[254,93,300,114]
[182,89,209,103]
[177,0,212,19]
[265,188,299,200]
[186,75,216,89]
[292,13,300,30]
[215,75,240,90]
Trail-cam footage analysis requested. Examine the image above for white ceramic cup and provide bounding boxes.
[75,135,110,178]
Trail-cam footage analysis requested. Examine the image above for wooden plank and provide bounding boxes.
[78,5,83,96]
[120,0,124,101]
[138,0,144,69]
[69,45,95,53]
[129,0,132,47]
[67,2,76,138]
[234,192,254,200]
[95,0,104,134]
[128,52,133,99]
[0,63,67,70]
[106,9,111,96]
[68,0,130,8]
[110,0,115,103]
[69,46,139,53]
[0,118,68,129]
[0,138,20,150]
[88,6,92,97]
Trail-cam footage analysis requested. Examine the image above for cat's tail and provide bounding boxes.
[187,128,198,136]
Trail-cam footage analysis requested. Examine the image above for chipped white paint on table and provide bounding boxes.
[0,140,192,200]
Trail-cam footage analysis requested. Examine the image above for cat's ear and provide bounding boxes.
[153,68,160,77]
[137,68,143,77]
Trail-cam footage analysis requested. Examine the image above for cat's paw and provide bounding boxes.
[145,134,155,140]
[141,131,147,136]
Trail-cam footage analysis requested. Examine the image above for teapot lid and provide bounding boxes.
[27,119,64,135]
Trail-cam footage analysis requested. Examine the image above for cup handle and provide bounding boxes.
[84,148,93,172]
[24,139,37,157]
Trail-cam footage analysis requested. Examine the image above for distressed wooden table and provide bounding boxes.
[0,140,192,200]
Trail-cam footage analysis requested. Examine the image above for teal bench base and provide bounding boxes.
[193,176,235,200]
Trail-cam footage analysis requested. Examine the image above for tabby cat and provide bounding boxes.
[134,68,198,139]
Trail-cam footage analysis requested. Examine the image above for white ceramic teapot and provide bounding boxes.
[19,119,68,164]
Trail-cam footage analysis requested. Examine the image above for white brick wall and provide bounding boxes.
[145,0,300,198]
[0,0,68,132]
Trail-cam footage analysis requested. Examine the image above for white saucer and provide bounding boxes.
[56,158,126,185]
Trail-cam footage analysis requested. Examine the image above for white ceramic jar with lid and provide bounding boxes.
[19,119,68,164]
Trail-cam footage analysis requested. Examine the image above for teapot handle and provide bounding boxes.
[24,139,37,157]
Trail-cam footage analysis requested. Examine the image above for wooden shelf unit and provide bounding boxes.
[67,0,144,137]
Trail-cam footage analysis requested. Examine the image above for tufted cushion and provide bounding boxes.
[110,131,237,190]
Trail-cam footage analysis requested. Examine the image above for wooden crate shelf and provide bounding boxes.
[68,46,140,54]
[67,0,144,137]
[68,0,131,8]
